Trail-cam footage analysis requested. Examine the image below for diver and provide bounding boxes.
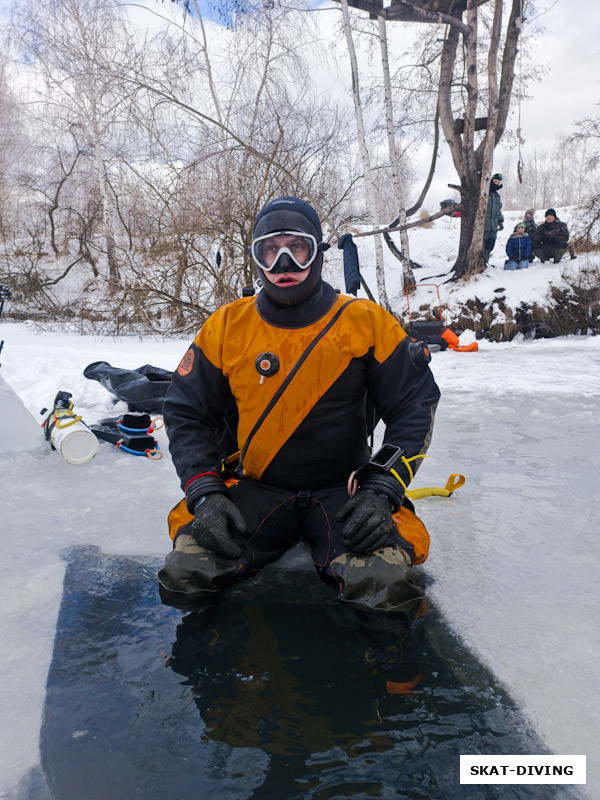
[158,196,440,615]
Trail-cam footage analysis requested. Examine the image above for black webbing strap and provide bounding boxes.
[238,298,359,475]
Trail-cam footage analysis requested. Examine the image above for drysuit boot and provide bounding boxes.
[158,534,241,609]
[329,547,424,613]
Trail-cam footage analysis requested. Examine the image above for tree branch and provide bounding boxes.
[351,205,460,239]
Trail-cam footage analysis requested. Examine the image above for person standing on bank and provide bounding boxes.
[158,196,440,615]
[523,209,537,262]
[484,173,504,263]
[530,209,570,263]
[504,222,532,270]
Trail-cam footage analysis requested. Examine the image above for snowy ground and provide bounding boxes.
[1,320,599,799]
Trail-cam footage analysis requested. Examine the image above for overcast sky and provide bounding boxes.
[2,0,597,207]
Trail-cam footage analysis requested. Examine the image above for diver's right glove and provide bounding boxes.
[190,494,247,560]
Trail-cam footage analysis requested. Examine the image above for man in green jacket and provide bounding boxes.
[484,173,504,263]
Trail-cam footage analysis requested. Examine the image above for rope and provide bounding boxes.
[53,410,83,429]
[516,0,525,185]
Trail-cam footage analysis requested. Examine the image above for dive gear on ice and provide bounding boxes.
[90,423,161,459]
[41,391,98,465]
[83,361,172,412]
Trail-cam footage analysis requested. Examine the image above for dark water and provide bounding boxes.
[39,547,582,800]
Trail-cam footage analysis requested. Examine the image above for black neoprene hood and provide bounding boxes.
[252,196,325,307]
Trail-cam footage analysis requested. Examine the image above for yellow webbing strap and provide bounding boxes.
[406,473,465,500]
[53,407,83,429]
[388,454,465,500]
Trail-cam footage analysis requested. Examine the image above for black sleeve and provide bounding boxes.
[163,342,234,505]
[367,337,440,474]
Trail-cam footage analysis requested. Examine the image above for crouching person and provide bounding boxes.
[504,222,532,270]
[158,196,440,615]
[530,209,569,263]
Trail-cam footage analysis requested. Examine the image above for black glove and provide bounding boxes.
[190,494,247,559]
[498,222,504,231]
[335,490,394,554]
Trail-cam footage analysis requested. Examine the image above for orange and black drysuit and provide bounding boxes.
[158,282,440,611]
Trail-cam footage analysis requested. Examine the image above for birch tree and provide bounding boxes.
[340,0,391,310]
[377,15,415,291]
[14,0,134,287]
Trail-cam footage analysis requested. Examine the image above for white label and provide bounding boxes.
[460,755,586,784]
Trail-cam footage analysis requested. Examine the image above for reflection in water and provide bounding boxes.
[39,548,584,800]
[172,604,335,756]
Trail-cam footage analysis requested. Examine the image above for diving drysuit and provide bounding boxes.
[158,197,440,612]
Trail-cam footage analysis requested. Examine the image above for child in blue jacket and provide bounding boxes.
[504,222,532,270]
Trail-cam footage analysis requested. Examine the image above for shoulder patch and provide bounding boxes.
[177,347,195,377]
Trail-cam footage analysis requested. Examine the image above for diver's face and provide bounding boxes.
[260,234,311,287]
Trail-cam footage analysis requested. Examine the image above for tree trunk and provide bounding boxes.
[436,0,523,279]
[340,0,390,311]
[377,16,415,292]
[466,0,503,274]
[454,188,479,277]
[91,111,120,288]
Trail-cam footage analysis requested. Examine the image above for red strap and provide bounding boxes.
[184,471,220,492]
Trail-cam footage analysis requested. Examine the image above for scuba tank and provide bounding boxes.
[41,391,98,465]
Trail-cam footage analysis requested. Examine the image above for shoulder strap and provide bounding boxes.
[238,298,359,475]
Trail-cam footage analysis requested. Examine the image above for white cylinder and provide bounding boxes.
[50,415,98,465]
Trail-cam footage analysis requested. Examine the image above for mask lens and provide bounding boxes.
[252,232,317,272]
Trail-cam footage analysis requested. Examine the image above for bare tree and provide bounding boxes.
[377,15,415,291]
[434,0,523,277]
[340,0,391,310]
[13,0,138,286]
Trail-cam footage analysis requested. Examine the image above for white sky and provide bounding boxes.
[2,0,598,208]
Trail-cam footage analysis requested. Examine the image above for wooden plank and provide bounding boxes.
[329,0,489,20]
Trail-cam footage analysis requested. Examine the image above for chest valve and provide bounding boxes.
[255,352,280,383]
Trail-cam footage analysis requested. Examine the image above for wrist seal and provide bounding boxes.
[185,473,227,513]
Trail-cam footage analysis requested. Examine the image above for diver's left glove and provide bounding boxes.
[190,494,247,560]
[335,489,394,554]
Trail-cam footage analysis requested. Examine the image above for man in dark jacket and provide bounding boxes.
[530,209,569,263]
[158,196,440,615]
[484,174,504,263]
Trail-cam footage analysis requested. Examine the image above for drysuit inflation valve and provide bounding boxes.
[255,352,280,384]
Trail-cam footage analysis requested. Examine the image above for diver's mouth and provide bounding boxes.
[273,274,301,286]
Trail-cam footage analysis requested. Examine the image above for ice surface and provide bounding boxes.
[0,373,45,453]
[0,322,599,798]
